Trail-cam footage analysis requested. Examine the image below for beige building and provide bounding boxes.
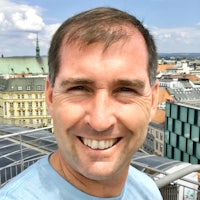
[0,76,52,128]
[0,35,52,128]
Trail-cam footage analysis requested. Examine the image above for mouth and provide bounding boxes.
[79,137,120,150]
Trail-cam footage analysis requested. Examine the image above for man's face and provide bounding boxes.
[46,31,158,181]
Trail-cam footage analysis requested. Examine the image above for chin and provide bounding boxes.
[79,162,125,181]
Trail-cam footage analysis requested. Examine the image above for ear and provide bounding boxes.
[45,77,54,117]
[150,79,159,121]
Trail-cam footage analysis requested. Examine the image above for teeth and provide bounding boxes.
[81,138,118,150]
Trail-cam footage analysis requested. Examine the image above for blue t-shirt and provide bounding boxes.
[0,155,163,200]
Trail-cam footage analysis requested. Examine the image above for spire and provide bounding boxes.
[36,33,40,58]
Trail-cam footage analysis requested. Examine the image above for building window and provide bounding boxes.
[18,86,23,91]
[36,85,42,91]
[27,85,31,91]
[29,110,32,116]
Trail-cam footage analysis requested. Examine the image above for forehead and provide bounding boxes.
[57,32,149,87]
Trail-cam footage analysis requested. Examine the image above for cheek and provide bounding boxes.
[52,99,85,128]
[118,99,152,128]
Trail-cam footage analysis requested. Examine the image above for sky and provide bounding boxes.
[0,0,200,57]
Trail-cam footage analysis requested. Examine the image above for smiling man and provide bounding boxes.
[0,7,163,200]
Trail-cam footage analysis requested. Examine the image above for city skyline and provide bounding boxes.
[0,0,200,56]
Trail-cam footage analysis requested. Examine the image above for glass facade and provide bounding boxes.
[164,102,200,164]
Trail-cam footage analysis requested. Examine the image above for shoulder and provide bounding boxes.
[125,166,163,199]
[0,156,50,200]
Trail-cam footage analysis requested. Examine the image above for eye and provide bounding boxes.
[115,87,135,93]
[68,85,86,91]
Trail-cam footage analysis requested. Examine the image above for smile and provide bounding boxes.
[80,137,119,150]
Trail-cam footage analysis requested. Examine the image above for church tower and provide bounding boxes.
[36,33,40,58]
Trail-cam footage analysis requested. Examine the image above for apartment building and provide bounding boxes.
[0,76,52,128]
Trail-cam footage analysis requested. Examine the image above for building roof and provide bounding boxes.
[0,56,48,75]
[167,87,200,103]
[157,64,174,72]
[0,76,46,92]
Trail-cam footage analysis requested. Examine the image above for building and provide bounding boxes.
[142,122,164,156]
[0,76,52,128]
[0,34,48,76]
[0,35,51,128]
[164,101,200,164]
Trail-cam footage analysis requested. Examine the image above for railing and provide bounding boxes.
[132,160,200,200]
[0,125,55,186]
[0,157,41,186]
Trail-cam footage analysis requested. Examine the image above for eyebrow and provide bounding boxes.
[60,78,94,88]
[115,79,145,91]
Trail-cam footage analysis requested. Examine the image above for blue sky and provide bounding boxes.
[0,0,200,56]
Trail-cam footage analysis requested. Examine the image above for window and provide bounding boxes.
[29,111,32,116]
[36,85,42,91]
[10,111,14,116]
[18,86,23,91]
[27,85,31,91]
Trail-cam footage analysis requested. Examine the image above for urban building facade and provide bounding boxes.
[164,101,200,164]
[0,76,52,128]
[142,122,164,156]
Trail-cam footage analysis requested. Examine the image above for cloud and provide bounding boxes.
[0,0,59,56]
[150,26,200,53]
[0,0,199,56]
[12,7,44,31]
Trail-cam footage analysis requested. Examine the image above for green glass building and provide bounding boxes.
[165,101,200,164]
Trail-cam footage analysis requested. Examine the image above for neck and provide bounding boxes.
[49,150,129,198]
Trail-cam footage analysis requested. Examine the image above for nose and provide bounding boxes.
[85,90,116,132]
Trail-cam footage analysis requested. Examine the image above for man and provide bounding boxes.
[0,7,162,199]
